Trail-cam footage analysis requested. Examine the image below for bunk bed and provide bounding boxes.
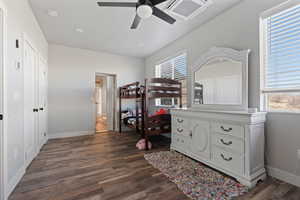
[119,82,144,134]
[119,78,182,150]
[143,78,182,149]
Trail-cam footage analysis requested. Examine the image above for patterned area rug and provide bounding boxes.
[144,151,248,200]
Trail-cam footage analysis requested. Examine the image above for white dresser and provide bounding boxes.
[171,108,267,187]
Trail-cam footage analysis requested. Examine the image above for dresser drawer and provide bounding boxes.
[172,133,190,150]
[212,133,244,154]
[211,122,244,138]
[212,146,244,175]
[173,116,189,128]
[173,126,189,136]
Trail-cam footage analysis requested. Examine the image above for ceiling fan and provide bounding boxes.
[97,0,176,29]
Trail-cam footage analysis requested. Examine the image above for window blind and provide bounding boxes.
[155,53,187,106]
[156,53,187,80]
[160,61,173,79]
[174,54,187,80]
[266,4,300,90]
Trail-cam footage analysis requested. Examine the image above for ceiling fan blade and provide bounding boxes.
[152,7,176,24]
[131,15,142,29]
[97,2,137,7]
[150,0,168,6]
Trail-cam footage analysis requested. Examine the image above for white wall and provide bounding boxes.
[145,0,300,184]
[48,44,144,136]
[2,0,48,197]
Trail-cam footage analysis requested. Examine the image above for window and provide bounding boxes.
[155,53,187,107]
[261,3,300,112]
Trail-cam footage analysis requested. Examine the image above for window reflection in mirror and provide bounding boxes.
[194,58,243,105]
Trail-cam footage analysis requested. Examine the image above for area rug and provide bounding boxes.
[144,151,248,200]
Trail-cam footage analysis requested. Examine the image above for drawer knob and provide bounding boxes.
[177,128,183,133]
[177,119,184,123]
[221,126,233,132]
[189,131,193,138]
[221,154,233,162]
[220,139,233,146]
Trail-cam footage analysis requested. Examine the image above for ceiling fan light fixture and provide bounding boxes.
[137,5,153,19]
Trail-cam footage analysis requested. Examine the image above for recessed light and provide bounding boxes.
[47,10,59,17]
[75,28,84,33]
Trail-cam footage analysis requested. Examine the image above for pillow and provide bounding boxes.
[155,108,167,115]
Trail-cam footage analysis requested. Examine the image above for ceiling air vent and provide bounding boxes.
[167,0,212,20]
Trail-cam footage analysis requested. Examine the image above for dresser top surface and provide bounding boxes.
[171,108,267,116]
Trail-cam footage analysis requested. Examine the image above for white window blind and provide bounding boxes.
[160,61,173,79]
[156,53,187,81]
[265,4,300,90]
[155,53,187,107]
[174,54,187,81]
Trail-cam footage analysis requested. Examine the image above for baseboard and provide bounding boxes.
[4,136,49,199]
[267,166,300,187]
[48,131,94,139]
[5,165,26,199]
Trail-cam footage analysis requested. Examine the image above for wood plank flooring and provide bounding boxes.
[96,116,108,132]
[9,132,300,200]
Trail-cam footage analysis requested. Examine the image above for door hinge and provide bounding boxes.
[0,114,3,120]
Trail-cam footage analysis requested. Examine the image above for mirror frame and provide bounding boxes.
[191,47,250,111]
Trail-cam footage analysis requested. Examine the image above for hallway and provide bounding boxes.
[96,115,108,132]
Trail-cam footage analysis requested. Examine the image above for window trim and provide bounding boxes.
[154,50,188,107]
[259,0,300,112]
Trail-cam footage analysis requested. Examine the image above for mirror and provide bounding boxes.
[194,58,242,105]
[191,47,250,111]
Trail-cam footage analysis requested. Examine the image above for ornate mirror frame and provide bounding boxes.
[191,47,251,111]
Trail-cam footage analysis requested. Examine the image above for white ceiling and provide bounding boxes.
[29,0,241,58]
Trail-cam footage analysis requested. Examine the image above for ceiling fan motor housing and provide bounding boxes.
[137,4,153,19]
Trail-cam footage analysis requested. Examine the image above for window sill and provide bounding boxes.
[266,111,300,115]
[155,105,176,108]
[155,105,187,109]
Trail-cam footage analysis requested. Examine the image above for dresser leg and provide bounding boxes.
[237,173,267,189]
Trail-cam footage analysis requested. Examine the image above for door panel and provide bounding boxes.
[38,57,47,148]
[0,9,4,200]
[106,76,115,131]
[24,40,37,166]
[190,120,210,159]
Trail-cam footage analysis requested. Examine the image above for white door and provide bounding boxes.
[38,57,47,148]
[106,76,115,131]
[24,39,37,166]
[0,8,4,200]
[190,120,210,159]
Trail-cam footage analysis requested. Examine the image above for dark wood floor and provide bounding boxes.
[9,132,300,200]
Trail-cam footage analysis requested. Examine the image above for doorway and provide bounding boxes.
[95,73,116,133]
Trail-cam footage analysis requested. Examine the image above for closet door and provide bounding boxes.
[23,39,38,166]
[0,10,3,200]
[38,57,47,148]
